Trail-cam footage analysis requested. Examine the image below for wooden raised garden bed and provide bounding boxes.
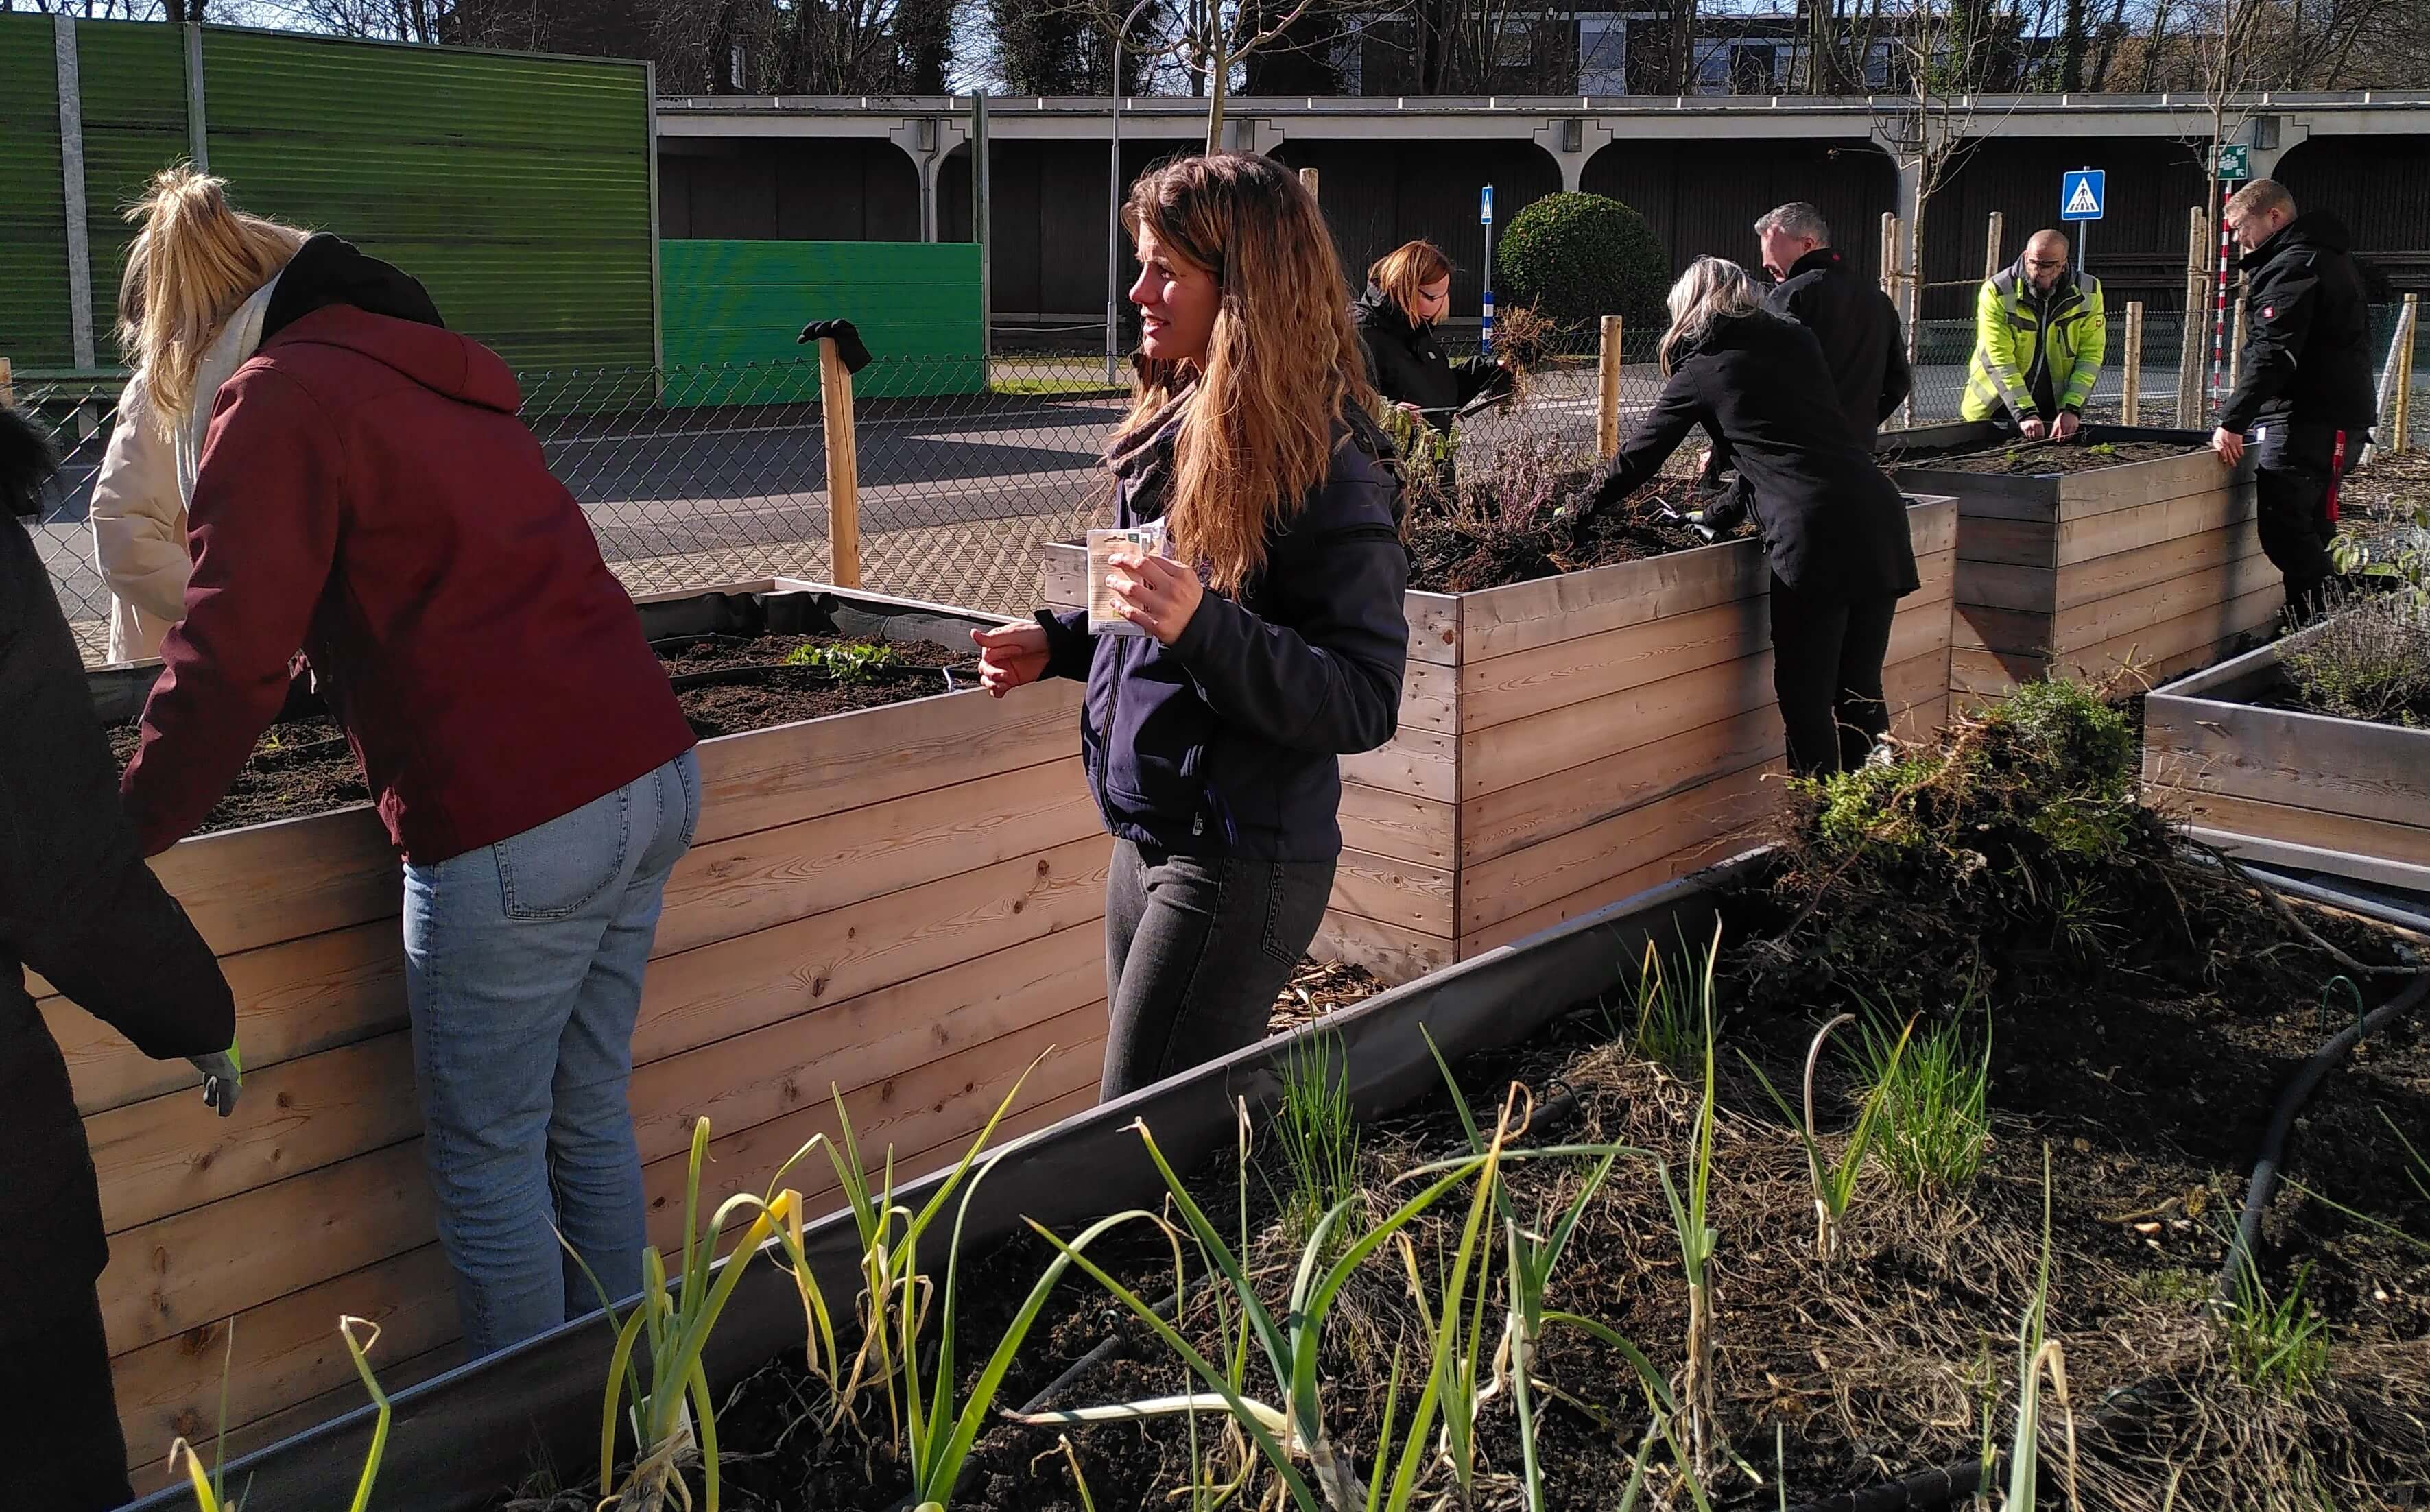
[1885,422,2272,701]
[47,581,1110,1491]
[1044,496,1957,985]
[2141,626,2430,892]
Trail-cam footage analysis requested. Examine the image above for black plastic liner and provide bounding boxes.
[1877,419,2223,467]
[123,852,1754,1512]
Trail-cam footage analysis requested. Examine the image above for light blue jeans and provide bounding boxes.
[402,751,700,1358]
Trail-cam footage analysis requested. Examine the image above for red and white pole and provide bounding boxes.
[2208,178,2234,415]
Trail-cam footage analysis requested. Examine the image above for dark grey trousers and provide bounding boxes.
[1100,839,1337,1099]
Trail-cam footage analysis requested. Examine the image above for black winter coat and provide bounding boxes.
[0,407,234,1341]
[1591,309,1920,600]
[1350,285,1512,431]
[2220,211,2378,435]
[1038,394,1408,861]
[1765,247,1912,450]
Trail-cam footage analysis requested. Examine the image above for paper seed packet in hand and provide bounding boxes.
[1086,520,1171,637]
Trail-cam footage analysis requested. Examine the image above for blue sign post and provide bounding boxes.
[1479,184,1497,358]
[2061,167,2104,280]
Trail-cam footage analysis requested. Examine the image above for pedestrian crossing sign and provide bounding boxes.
[2061,169,2105,221]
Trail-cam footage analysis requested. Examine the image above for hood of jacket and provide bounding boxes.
[2249,209,2355,265]
[1353,282,1426,339]
[256,246,520,419]
[261,233,444,343]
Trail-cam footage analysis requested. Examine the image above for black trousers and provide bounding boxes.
[4,1287,132,1512]
[1770,573,1900,778]
[2250,419,2352,623]
[1101,840,1337,1100]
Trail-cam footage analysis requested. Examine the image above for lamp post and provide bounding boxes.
[1107,0,1156,383]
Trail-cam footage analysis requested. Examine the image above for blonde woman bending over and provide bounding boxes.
[91,171,307,662]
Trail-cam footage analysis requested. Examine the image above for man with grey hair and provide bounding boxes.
[1754,202,1911,451]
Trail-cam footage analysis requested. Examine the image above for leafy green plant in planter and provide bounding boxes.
[783,640,900,681]
[1494,192,1669,331]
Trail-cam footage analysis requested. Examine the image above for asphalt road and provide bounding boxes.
[29,357,2230,630]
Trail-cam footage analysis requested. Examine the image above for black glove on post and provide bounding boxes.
[796,319,874,374]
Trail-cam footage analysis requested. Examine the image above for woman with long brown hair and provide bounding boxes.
[975,153,1409,1099]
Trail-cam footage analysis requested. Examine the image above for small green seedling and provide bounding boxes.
[172,1316,390,1512]
[783,640,899,681]
[1743,1011,1914,1260]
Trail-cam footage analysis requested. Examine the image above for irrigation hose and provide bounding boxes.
[2211,966,2430,1306]
[1780,1454,1990,1512]
[2236,867,2430,941]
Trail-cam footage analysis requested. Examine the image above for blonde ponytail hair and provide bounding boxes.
[117,166,309,419]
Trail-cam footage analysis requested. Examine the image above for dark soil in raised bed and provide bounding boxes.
[106,716,367,835]
[114,634,978,837]
[1398,440,1749,593]
[577,897,2427,1512]
[1892,438,2199,476]
[521,691,2430,1512]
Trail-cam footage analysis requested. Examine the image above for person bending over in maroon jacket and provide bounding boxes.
[115,169,700,1358]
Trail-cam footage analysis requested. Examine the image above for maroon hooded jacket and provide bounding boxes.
[120,239,694,862]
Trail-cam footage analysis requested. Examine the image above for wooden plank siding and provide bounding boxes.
[1044,495,1957,985]
[2140,632,2430,893]
[48,586,1107,1493]
[1894,440,2274,703]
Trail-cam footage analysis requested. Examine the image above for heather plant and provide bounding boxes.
[2279,586,2430,728]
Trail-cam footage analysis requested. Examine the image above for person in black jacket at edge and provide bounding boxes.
[974,154,1408,1100]
[1,403,239,1509]
[1574,257,1920,778]
[2210,179,2379,624]
[1352,239,1514,431]
[1755,202,1913,451]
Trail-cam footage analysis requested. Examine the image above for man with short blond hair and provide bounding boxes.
[2211,179,2376,621]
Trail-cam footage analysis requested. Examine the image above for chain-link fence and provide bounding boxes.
[20,304,2428,667]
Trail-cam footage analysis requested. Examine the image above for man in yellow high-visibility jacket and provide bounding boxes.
[1962,228,2107,440]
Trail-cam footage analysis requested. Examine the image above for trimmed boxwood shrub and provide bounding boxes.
[1495,192,1669,331]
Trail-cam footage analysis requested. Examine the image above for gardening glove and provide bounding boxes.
[796,319,874,374]
[190,1040,243,1118]
[1684,495,1748,544]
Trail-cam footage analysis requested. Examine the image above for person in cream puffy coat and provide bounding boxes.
[92,253,287,663]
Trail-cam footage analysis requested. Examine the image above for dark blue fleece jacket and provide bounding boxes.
[1038,400,1409,861]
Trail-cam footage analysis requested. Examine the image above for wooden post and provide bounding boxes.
[2398,293,2420,455]
[1595,315,1625,460]
[2228,291,2248,394]
[1879,212,1898,302]
[0,358,12,410]
[2178,206,2208,428]
[1983,211,2004,282]
[2121,300,2143,427]
[818,337,861,589]
[1298,166,1318,203]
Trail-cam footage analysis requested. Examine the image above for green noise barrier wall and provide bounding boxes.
[1,15,655,376]
[659,239,986,405]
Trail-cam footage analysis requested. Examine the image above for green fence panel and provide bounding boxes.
[660,239,984,405]
[0,19,655,378]
[201,29,655,372]
[0,15,71,368]
[77,19,188,365]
